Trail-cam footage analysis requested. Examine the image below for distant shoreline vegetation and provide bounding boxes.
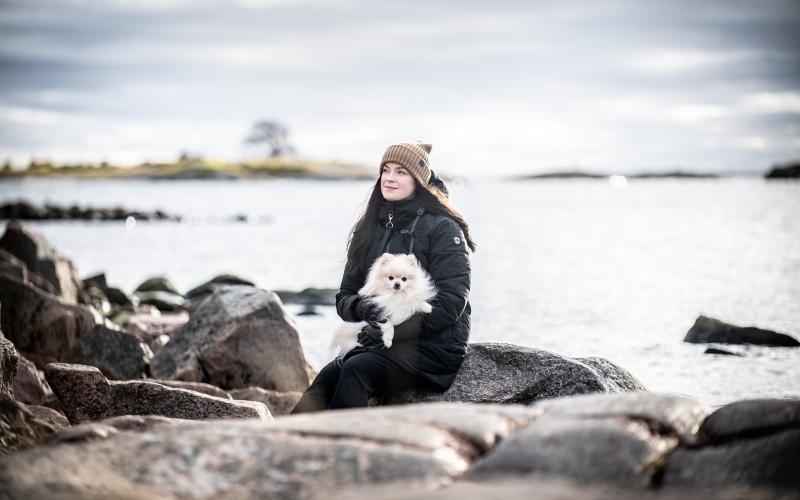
[0,157,375,181]
[510,160,800,180]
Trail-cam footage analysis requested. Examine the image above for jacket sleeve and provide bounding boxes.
[420,218,471,333]
[335,258,366,322]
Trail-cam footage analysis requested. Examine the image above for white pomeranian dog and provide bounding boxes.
[329,252,437,360]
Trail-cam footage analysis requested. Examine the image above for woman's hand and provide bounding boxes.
[358,323,384,347]
[354,298,387,326]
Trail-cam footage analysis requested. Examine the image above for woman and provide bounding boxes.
[291,140,476,413]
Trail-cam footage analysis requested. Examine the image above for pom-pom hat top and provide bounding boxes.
[380,141,433,186]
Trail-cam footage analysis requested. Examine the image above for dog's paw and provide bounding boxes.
[420,303,433,313]
[382,334,393,349]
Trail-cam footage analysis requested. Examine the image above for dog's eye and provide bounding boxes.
[401,277,407,281]
[388,276,394,280]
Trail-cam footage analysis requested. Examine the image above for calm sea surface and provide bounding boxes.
[2,176,799,407]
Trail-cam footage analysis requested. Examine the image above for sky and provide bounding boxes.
[1,0,799,177]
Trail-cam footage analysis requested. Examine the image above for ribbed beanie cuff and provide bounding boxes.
[379,141,432,185]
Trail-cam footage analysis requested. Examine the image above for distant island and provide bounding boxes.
[0,157,374,181]
[512,170,720,180]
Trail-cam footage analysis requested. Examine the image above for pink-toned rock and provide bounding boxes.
[151,285,313,392]
[45,363,271,424]
[12,353,52,405]
[0,221,82,303]
[0,275,96,367]
[149,379,232,399]
[229,386,302,416]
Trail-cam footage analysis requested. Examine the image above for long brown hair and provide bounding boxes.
[344,177,477,273]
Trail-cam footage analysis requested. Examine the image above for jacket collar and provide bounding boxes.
[378,194,425,228]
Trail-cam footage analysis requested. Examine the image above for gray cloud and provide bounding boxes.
[1,0,798,174]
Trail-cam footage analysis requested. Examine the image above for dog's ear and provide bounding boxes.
[379,253,393,263]
[406,254,418,266]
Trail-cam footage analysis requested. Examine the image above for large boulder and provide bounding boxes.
[0,274,97,367]
[0,220,82,303]
[0,328,16,398]
[0,402,532,499]
[661,398,800,490]
[684,315,799,347]
[151,285,314,392]
[387,343,646,405]
[44,363,271,424]
[62,324,153,380]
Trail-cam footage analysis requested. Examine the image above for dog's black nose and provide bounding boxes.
[393,283,401,290]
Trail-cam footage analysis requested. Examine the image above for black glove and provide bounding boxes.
[358,323,384,348]
[353,298,387,326]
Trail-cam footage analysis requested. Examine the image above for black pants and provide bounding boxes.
[291,349,426,413]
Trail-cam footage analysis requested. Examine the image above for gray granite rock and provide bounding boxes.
[50,414,192,444]
[535,392,711,444]
[696,398,800,444]
[0,328,16,398]
[0,402,528,499]
[44,362,271,424]
[24,404,69,429]
[684,315,799,347]
[0,247,57,295]
[228,386,302,415]
[63,324,152,380]
[134,276,181,295]
[0,274,97,367]
[388,343,646,405]
[661,428,800,489]
[12,353,52,405]
[465,415,678,487]
[151,285,314,392]
[0,220,82,303]
[150,379,232,399]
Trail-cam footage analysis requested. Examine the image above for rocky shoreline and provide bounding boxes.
[1,219,798,499]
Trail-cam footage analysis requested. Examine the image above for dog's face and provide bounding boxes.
[374,253,419,293]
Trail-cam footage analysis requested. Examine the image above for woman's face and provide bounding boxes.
[380,162,416,201]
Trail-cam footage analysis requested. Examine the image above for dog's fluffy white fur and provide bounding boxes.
[329,252,436,360]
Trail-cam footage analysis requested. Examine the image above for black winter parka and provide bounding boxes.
[335,194,472,390]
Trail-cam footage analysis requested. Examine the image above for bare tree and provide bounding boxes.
[244,120,296,158]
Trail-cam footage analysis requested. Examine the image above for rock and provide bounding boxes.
[44,362,270,424]
[122,311,189,343]
[765,162,800,178]
[50,414,191,444]
[0,274,97,366]
[134,276,180,295]
[1,394,60,455]
[696,398,800,444]
[0,220,82,302]
[149,379,232,399]
[275,287,337,306]
[185,273,255,300]
[25,404,69,429]
[82,272,107,289]
[103,286,136,308]
[662,429,800,489]
[151,285,314,392]
[703,347,741,356]
[12,353,52,405]
[78,284,111,316]
[0,201,181,221]
[388,343,646,405]
[535,392,711,445]
[684,315,799,347]
[63,324,152,380]
[0,328,16,398]
[228,386,302,415]
[0,402,531,499]
[465,415,678,487]
[133,290,186,312]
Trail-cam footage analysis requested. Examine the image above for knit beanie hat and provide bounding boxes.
[380,141,432,185]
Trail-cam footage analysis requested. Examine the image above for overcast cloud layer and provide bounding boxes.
[1,0,799,176]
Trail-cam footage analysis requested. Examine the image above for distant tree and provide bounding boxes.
[2,158,11,173]
[244,120,296,158]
